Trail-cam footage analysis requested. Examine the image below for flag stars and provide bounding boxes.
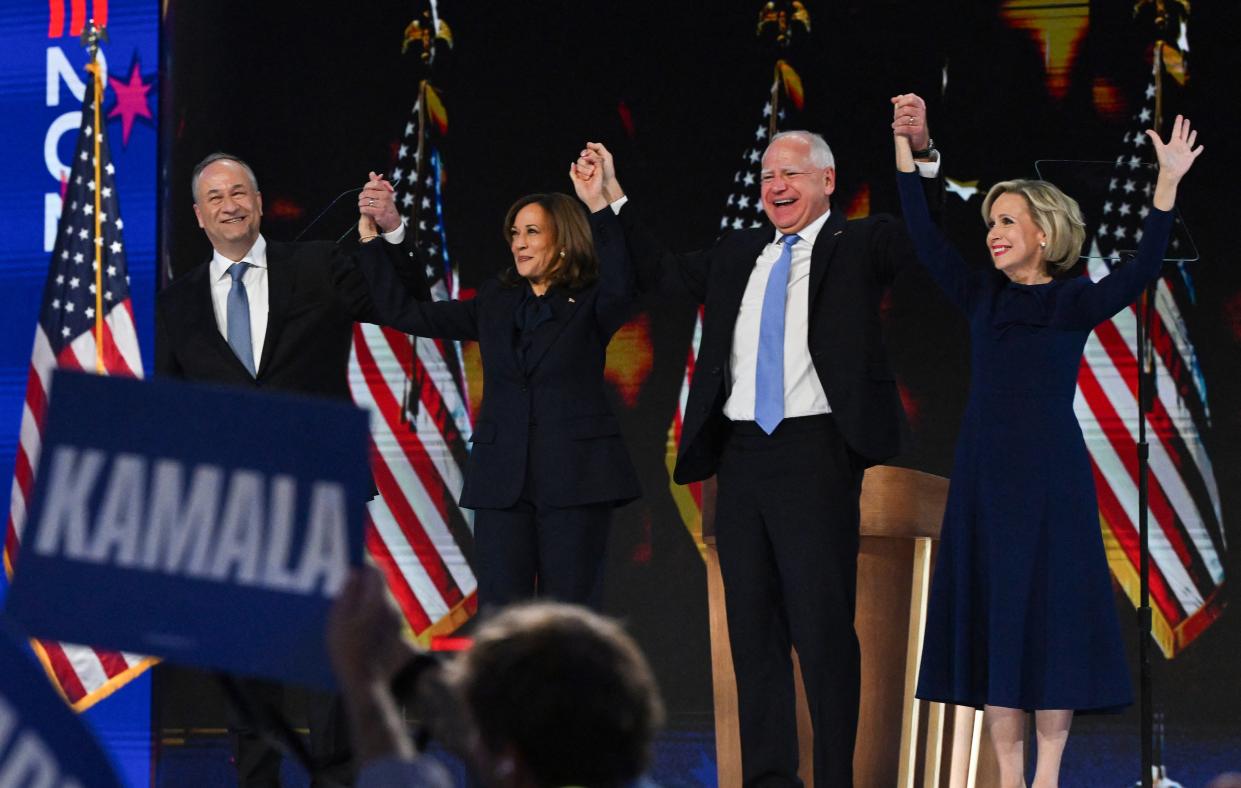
[107,265,117,277]
[755,125,767,140]
[56,274,65,285]
[110,241,122,254]
[105,162,114,175]
[115,217,122,229]
[60,250,69,260]
[743,172,756,186]
[73,252,84,264]
[1145,83,1156,99]
[1139,107,1152,122]
[763,102,773,117]
[1134,133,1147,147]
[89,283,96,294]
[1118,203,1131,216]
[402,193,415,209]
[78,228,89,240]
[85,307,95,319]
[737,195,751,209]
[392,167,404,183]
[732,218,744,229]
[69,277,80,288]
[405,122,415,135]
[88,180,96,191]
[1098,223,1110,237]
[102,187,112,198]
[1112,225,1126,239]
[52,298,61,309]
[84,204,93,216]
[749,148,760,163]
[80,151,89,161]
[65,302,75,313]
[398,144,409,158]
[1123,180,1136,193]
[1139,205,1150,218]
[61,327,71,338]
[1129,155,1142,169]
[1135,228,1144,243]
[1103,201,1114,214]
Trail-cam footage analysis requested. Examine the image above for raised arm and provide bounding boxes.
[892,96,979,311]
[351,240,479,340]
[575,141,712,303]
[1065,115,1202,326]
[572,147,639,334]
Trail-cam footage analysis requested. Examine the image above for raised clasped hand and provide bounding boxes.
[890,93,930,152]
[359,171,402,235]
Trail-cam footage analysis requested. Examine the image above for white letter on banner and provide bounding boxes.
[88,453,147,566]
[209,470,264,584]
[33,447,105,559]
[44,193,62,254]
[261,475,300,591]
[43,113,79,196]
[143,461,223,575]
[46,47,107,107]
[296,483,349,596]
[0,731,58,788]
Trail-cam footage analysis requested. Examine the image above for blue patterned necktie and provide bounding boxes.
[754,233,800,434]
[226,262,256,377]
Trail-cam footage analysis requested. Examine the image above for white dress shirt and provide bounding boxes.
[208,223,406,372]
[724,209,832,421]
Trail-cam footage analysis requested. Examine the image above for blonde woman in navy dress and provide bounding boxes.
[891,94,1202,788]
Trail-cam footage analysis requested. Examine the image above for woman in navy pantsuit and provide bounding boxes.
[355,168,640,611]
[892,96,1202,788]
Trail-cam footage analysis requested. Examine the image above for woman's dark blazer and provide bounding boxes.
[356,208,641,511]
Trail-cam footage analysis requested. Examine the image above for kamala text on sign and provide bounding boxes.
[5,371,371,688]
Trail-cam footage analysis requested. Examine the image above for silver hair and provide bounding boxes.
[765,130,835,169]
[191,152,260,203]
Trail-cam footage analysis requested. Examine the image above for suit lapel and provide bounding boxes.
[524,288,580,374]
[186,261,255,378]
[257,242,293,377]
[807,210,847,306]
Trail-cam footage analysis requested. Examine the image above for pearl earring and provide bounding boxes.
[1040,241,1046,248]
[559,249,566,257]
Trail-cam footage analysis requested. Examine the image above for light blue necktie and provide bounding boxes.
[226,262,256,377]
[754,233,800,434]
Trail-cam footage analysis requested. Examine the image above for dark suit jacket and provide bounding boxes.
[155,238,424,398]
[619,186,938,483]
[356,208,641,511]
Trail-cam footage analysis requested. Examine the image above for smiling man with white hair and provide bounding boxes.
[575,100,940,785]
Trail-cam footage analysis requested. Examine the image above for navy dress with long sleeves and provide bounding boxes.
[897,170,1173,712]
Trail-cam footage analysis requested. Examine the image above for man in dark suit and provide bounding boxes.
[156,152,424,787]
[577,97,939,785]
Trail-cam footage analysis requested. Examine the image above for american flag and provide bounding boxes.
[2,63,154,709]
[1074,75,1226,657]
[668,87,800,551]
[348,78,478,642]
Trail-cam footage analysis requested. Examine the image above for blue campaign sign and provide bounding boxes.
[5,370,372,689]
[0,614,123,788]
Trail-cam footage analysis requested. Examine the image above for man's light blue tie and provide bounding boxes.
[754,233,800,434]
[226,262,256,377]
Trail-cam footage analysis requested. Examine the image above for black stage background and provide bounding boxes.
[161,0,1241,758]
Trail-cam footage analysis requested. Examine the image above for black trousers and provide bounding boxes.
[715,415,863,787]
[230,679,352,788]
[473,500,613,611]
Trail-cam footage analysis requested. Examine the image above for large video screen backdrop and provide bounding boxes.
[163,0,1240,777]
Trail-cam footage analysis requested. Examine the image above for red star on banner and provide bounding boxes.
[107,61,153,147]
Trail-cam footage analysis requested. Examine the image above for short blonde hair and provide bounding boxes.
[982,179,1086,273]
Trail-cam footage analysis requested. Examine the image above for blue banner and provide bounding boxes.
[0,614,122,788]
[6,371,372,689]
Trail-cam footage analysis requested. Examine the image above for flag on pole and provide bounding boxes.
[348,13,477,643]
[3,56,154,710]
[1075,64,1226,657]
